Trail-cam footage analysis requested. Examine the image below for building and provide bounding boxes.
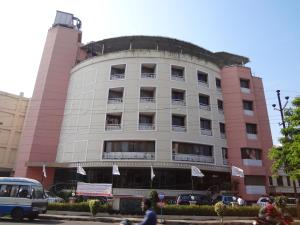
[15,11,298,201]
[0,91,28,176]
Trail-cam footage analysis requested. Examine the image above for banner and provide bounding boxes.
[112,164,120,175]
[191,166,204,177]
[77,165,86,175]
[42,164,47,178]
[76,182,112,196]
[151,166,155,180]
[231,166,244,177]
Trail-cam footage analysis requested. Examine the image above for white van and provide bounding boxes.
[0,177,48,221]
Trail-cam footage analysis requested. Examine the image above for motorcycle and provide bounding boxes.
[253,214,293,225]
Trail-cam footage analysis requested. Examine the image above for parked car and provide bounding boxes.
[212,195,237,205]
[45,191,64,203]
[176,194,211,205]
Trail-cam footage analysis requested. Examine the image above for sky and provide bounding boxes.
[0,0,299,144]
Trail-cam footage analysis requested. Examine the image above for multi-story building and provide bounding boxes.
[0,91,28,176]
[15,11,298,201]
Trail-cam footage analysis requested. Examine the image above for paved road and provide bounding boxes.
[0,218,118,225]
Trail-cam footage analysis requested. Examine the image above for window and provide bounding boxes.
[171,65,185,81]
[217,100,223,111]
[277,176,283,186]
[216,78,221,89]
[199,94,210,110]
[240,79,250,88]
[219,123,226,138]
[108,88,124,104]
[105,113,122,130]
[140,87,155,103]
[172,115,186,131]
[139,113,155,130]
[246,123,257,134]
[172,89,185,105]
[243,100,253,110]
[269,177,273,186]
[287,176,291,186]
[222,148,228,165]
[104,141,155,153]
[18,185,31,198]
[241,148,262,160]
[172,142,213,156]
[200,118,212,136]
[244,175,265,185]
[141,64,156,78]
[198,71,208,84]
[110,64,126,80]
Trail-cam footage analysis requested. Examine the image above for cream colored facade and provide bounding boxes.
[0,91,28,175]
[57,50,228,171]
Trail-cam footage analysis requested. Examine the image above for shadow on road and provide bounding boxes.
[0,218,64,224]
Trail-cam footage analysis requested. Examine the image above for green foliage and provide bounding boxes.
[48,202,110,213]
[214,202,226,217]
[275,196,288,209]
[56,191,73,201]
[88,200,100,216]
[149,190,159,209]
[269,97,300,181]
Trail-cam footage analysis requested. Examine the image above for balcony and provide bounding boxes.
[141,73,156,79]
[139,123,155,130]
[198,80,209,88]
[105,124,121,131]
[140,97,155,103]
[172,99,186,106]
[173,153,214,163]
[199,103,211,111]
[171,74,185,81]
[243,159,262,167]
[247,133,258,140]
[103,152,155,160]
[107,98,123,104]
[245,185,266,195]
[241,87,250,94]
[110,73,125,80]
[201,128,212,136]
[172,125,186,132]
[244,109,254,116]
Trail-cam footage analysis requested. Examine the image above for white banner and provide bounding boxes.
[151,166,155,180]
[77,165,86,175]
[112,164,120,175]
[42,164,47,178]
[231,166,244,177]
[191,166,204,177]
[76,182,112,196]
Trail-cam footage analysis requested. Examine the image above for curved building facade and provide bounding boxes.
[15,11,277,201]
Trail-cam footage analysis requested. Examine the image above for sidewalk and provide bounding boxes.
[40,210,300,225]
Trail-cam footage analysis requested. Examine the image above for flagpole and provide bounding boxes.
[112,164,114,195]
[191,176,194,194]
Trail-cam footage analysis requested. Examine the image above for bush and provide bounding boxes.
[149,190,159,210]
[89,200,100,216]
[48,202,110,213]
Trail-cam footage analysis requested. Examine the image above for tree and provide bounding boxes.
[269,97,300,198]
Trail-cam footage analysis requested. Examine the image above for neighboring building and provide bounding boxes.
[0,91,28,176]
[15,11,297,201]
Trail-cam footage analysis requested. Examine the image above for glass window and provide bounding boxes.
[269,177,273,186]
[104,141,155,153]
[173,142,213,156]
[172,115,185,126]
[241,148,262,160]
[246,123,257,134]
[200,118,211,130]
[287,176,291,186]
[32,186,44,199]
[222,148,228,159]
[218,100,223,110]
[243,100,253,110]
[0,184,12,197]
[216,78,221,88]
[277,176,283,186]
[240,79,250,88]
[18,185,31,198]
[199,94,209,105]
[219,123,225,133]
[244,175,265,185]
[198,71,208,83]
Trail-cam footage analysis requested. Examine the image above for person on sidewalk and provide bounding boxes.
[139,198,157,225]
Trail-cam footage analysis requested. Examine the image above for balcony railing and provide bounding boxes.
[107,98,123,104]
[171,75,185,81]
[103,152,155,160]
[201,128,212,136]
[141,73,156,79]
[243,159,262,166]
[199,103,211,111]
[172,125,186,132]
[247,133,258,140]
[173,153,214,163]
[218,109,224,114]
[241,87,250,94]
[110,73,125,80]
[220,133,226,139]
[244,109,254,116]
[139,123,155,130]
[105,124,121,131]
[172,99,186,106]
[223,159,228,165]
[198,80,209,87]
[140,97,155,103]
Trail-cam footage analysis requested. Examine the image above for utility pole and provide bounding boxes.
[272,90,298,199]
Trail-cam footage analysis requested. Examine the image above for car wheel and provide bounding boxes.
[11,208,24,221]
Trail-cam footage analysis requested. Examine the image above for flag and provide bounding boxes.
[77,164,86,176]
[42,164,47,178]
[151,166,155,180]
[191,166,204,177]
[231,166,244,177]
[112,164,120,175]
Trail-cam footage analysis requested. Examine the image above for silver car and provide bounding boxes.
[45,191,64,203]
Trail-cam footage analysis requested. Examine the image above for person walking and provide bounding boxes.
[139,198,157,225]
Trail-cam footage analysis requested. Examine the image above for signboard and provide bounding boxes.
[76,182,112,196]
[158,193,165,201]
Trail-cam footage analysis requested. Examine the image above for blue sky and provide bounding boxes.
[0,0,299,144]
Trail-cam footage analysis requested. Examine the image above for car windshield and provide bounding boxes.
[31,185,44,199]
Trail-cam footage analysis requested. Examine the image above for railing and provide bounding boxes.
[201,128,212,136]
[110,73,125,80]
[243,159,262,166]
[103,152,155,160]
[172,125,186,132]
[141,73,156,79]
[199,103,211,111]
[247,133,257,140]
[244,109,254,116]
[172,99,186,106]
[173,153,214,163]
[198,80,209,87]
[105,124,121,131]
[220,133,226,139]
[218,109,224,114]
[140,97,155,103]
[107,98,123,104]
[241,87,250,94]
[139,123,155,130]
[171,74,185,81]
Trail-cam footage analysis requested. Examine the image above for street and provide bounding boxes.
[0,218,117,225]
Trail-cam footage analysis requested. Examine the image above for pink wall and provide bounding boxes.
[221,66,273,201]
[14,26,81,185]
